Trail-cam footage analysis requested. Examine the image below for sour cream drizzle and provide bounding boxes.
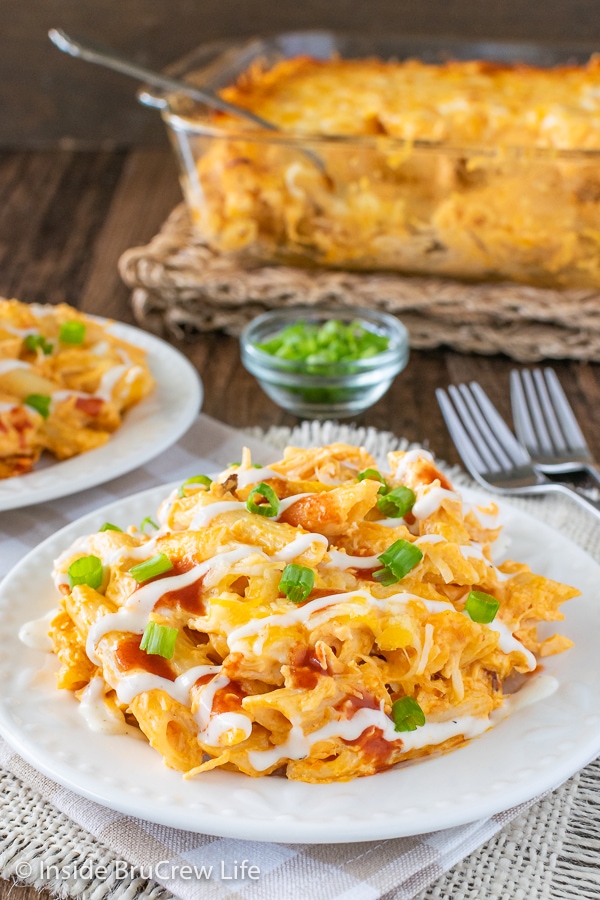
[226,587,536,670]
[189,493,315,530]
[78,677,129,735]
[40,460,548,756]
[417,534,446,544]
[113,664,221,706]
[49,390,94,412]
[324,534,447,571]
[85,545,267,664]
[324,549,381,570]
[371,517,408,528]
[0,359,30,375]
[247,673,557,771]
[1,324,37,337]
[104,539,158,567]
[459,544,514,582]
[394,448,434,480]
[235,467,285,489]
[18,608,57,652]
[273,532,328,561]
[96,364,129,401]
[194,672,252,746]
[413,487,460,520]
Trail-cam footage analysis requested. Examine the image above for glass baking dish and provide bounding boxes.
[139,32,600,289]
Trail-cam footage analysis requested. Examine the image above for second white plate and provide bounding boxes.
[0,320,202,511]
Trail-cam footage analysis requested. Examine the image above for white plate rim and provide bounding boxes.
[0,319,202,511]
[0,483,599,843]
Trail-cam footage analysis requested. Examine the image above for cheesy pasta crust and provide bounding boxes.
[189,55,600,287]
[49,444,578,782]
[0,299,154,477]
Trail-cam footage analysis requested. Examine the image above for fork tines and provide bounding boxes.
[510,368,589,458]
[436,383,530,480]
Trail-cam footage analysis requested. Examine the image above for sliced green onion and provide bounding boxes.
[24,334,53,355]
[246,482,280,517]
[24,393,51,419]
[255,319,390,369]
[358,468,385,484]
[140,621,178,659]
[279,563,315,604]
[68,555,103,590]
[99,522,122,532]
[59,320,86,344]
[391,696,426,732]
[177,475,212,498]
[140,516,158,532]
[373,539,423,585]
[227,462,262,469]
[129,553,173,583]
[377,485,416,518]
[465,590,500,624]
[357,468,389,495]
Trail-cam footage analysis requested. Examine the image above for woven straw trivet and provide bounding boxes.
[119,204,600,362]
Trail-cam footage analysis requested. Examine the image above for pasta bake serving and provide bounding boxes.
[0,299,154,478]
[165,39,600,288]
[33,443,578,783]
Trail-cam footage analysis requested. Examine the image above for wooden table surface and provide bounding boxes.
[2,146,600,900]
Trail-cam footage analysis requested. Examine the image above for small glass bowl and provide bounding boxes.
[240,307,410,419]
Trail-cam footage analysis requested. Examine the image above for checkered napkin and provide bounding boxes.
[0,415,597,900]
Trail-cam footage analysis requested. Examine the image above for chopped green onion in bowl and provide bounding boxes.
[240,307,409,420]
[256,318,390,373]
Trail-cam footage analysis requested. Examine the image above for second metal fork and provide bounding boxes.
[436,382,600,522]
[510,367,600,486]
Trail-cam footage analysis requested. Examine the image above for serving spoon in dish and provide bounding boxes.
[48,29,329,178]
[49,28,282,131]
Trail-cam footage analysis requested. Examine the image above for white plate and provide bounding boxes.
[0,484,599,843]
[0,320,202,511]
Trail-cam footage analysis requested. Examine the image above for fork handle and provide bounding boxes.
[550,481,600,521]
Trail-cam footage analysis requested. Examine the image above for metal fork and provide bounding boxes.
[510,367,600,486]
[436,382,600,522]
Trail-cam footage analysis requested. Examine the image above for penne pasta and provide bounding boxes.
[0,298,154,477]
[35,442,578,783]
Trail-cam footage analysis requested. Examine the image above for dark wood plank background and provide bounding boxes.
[3,0,600,147]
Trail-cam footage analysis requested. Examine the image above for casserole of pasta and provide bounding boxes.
[167,44,600,288]
[45,443,577,783]
[0,299,154,478]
